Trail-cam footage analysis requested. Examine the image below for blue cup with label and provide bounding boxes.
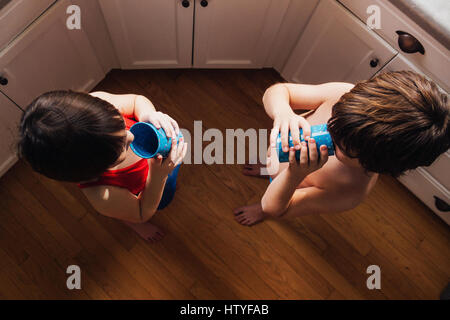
[276,123,335,162]
[129,122,183,159]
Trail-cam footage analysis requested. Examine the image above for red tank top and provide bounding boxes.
[77,115,149,195]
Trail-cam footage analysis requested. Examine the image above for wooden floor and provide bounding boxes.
[0,69,449,299]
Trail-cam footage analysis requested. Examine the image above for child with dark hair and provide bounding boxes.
[18,90,187,242]
[234,71,449,225]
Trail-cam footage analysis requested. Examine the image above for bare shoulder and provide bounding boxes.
[89,91,137,115]
[280,82,355,111]
[309,159,375,195]
[322,82,355,103]
[89,91,110,99]
[330,170,378,204]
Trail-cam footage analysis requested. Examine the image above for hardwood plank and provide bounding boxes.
[79,213,187,299]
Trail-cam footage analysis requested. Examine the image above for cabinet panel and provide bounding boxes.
[0,92,22,177]
[0,0,55,50]
[265,0,319,71]
[99,0,194,69]
[193,0,289,68]
[282,0,396,84]
[0,0,104,108]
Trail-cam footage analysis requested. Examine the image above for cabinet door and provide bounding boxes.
[0,92,22,177]
[0,0,54,50]
[0,0,104,108]
[282,0,397,84]
[99,0,194,69]
[193,0,289,68]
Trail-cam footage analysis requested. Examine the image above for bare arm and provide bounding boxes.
[276,185,362,218]
[89,91,156,117]
[263,82,354,150]
[263,82,355,116]
[89,91,179,137]
[81,185,147,223]
[137,161,168,219]
[262,138,329,216]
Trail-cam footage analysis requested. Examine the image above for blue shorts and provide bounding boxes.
[157,164,181,210]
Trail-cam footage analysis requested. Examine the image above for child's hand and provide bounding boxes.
[287,137,328,180]
[149,137,187,177]
[270,111,311,152]
[139,111,180,139]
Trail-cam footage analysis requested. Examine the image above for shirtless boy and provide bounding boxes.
[234,71,449,225]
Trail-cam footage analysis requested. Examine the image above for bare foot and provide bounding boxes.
[123,221,165,243]
[242,164,270,179]
[233,203,268,226]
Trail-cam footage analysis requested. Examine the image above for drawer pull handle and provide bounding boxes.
[434,196,450,212]
[200,0,208,7]
[0,76,7,86]
[181,0,190,8]
[396,30,425,55]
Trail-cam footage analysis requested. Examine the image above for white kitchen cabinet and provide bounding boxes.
[193,0,289,68]
[265,0,320,72]
[0,92,22,177]
[340,0,450,92]
[282,0,397,84]
[98,0,194,69]
[0,0,104,108]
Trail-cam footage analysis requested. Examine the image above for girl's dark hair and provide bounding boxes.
[17,90,126,182]
[327,71,449,177]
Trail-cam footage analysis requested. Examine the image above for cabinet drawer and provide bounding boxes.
[339,0,450,92]
[0,0,55,51]
[398,167,450,226]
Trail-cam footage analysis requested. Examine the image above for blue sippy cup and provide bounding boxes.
[276,123,335,162]
[129,122,183,159]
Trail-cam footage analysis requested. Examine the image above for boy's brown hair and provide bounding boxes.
[327,71,449,177]
[17,90,126,182]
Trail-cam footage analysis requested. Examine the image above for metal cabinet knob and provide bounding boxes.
[434,196,450,212]
[0,76,7,86]
[200,0,208,7]
[370,58,379,68]
[181,0,190,8]
[396,30,425,55]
